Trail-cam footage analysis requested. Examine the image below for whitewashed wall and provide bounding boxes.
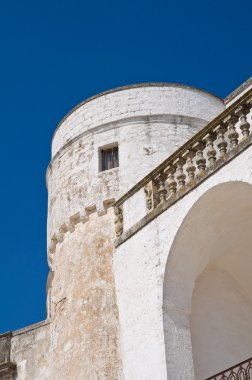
[191,265,252,379]
[10,83,227,380]
[52,84,224,156]
[47,84,224,244]
[114,144,252,380]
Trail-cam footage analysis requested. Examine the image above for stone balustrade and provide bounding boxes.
[114,88,252,245]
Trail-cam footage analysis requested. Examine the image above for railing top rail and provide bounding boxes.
[114,87,252,207]
[205,357,252,379]
[224,76,252,104]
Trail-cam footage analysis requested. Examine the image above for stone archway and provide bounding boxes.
[163,182,252,380]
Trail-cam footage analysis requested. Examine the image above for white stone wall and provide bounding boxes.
[47,85,224,247]
[123,188,146,231]
[52,85,224,156]
[45,84,224,380]
[191,265,252,380]
[114,144,252,380]
[10,83,228,380]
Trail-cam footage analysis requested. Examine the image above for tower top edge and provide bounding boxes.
[52,82,223,142]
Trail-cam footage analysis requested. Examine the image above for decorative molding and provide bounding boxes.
[114,88,252,209]
[115,87,252,247]
[52,82,222,144]
[46,113,207,186]
[48,198,115,263]
[114,206,123,237]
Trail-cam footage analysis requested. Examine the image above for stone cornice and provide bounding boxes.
[12,320,50,337]
[46,114,207,188]
[51,82,222,144]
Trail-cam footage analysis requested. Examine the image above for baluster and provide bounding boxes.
[202,132,217,168]
[213,124,228,157]
[164,164,177,197]
[235,105,251,139]
[155,172,167,205]
[114,206,123,237]
[173,157,186,191]
[223,114,239,149]
[192,141,206,175]
[144,181,154,210]
[182,149,196,185]
[246,96,252,110]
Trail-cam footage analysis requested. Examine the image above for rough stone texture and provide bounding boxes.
[47,209,123,380]
[43,84,224,380]
[114,144,252,380]
[7,82,245,380]
[11,322,50,380]
[0,363,17,379]
[0,332,16,379]
[0,332,12,363]
[11,211,122,380]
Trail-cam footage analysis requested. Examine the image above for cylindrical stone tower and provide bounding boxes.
[46,83,224,379]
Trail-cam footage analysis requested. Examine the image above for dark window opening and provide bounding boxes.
[100,145,119,171]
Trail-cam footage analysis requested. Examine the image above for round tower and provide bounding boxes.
[46,83,224,379]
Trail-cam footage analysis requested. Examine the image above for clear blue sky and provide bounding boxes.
[0,0,251,333]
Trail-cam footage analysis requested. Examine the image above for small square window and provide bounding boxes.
[99,145,119,172]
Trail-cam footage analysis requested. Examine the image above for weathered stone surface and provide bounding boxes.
[52,84,224,156]
[11,322,50,380]
[0,332,16,380]
[9,81,247,380]
[0,362,17,379]
[48,209,122,380]
[0,332,12,363]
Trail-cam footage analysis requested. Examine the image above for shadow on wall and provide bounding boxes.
[163,181,252,380]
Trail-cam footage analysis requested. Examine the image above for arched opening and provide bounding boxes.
[163,182,252,379]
